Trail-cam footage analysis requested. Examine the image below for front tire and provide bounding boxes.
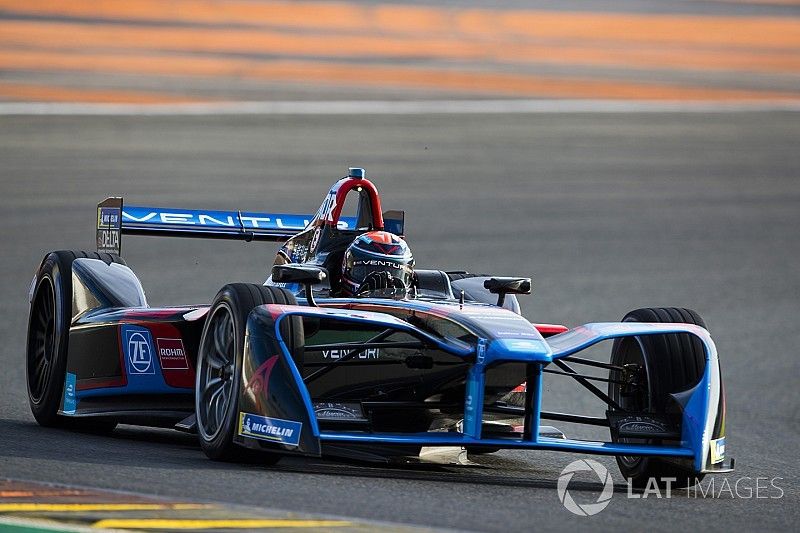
[195,283,300,463]
[608,307,707,488]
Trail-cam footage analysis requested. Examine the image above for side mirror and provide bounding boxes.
[382,210,405,237]
[484,277,532,307]
[272,264,327,306]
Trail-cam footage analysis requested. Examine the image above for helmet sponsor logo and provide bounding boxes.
[355,259,401,268]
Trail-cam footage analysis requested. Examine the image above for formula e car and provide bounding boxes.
[26,168,732,485]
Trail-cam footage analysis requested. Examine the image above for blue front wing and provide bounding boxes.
[242,306,726,474]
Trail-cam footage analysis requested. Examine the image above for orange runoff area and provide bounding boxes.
[1,49,796,102]
[0,0,798,103]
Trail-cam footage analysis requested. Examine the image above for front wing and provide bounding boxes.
[235,305,730,474]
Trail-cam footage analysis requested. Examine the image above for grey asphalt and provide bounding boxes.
[0,111,798,531]
[346,0,800,17]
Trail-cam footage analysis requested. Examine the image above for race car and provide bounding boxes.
[26,168,732,486]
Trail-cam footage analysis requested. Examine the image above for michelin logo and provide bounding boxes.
[239,412,302,447]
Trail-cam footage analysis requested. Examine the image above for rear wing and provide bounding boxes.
[96,197,403,255]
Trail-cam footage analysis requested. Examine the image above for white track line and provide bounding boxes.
[1,100,800,115]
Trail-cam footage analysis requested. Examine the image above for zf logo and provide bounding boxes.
[123,326,155,375]
[128,332,152,373]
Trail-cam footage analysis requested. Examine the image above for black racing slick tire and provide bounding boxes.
[608,307,707,488]
[26,250,125,428]
[195,283,302,463]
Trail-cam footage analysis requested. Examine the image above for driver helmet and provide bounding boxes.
[340,231,414,296]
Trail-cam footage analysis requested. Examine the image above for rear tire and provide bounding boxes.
[27,251,123,430]
[608,307,707,488]
[195,283,302,463]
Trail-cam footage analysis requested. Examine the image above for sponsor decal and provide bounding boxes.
[316,191,338,222]
[609,413,679,438]
[238,412,302,446]
[97,206,121,254]
[290,243,309,264]
[98,207,121,229]
[463,393,475,430]
[122,325,156,375]
[321,348,380,359]
[309,227,321,251]
[120,206,354,235]
[122,208,310,230]
[711,437,726,464]
[156,338,189,370]
[495,331,540,338]
[476,338,487,364]
[63,372,77,414]
[507,339,542,350]
[619,421,664,433]
[313,402,366,421]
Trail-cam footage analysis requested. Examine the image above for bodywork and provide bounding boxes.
[53,172,729,474]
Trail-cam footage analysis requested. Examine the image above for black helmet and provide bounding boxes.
[340,231,414,296]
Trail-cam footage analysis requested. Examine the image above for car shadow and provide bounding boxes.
[1,418,633,495]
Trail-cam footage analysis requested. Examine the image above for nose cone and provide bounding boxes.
[488,338,553,364]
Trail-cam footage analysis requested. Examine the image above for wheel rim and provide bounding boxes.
[611,336,652,468]
[196,304,236,441]
[27,277,56,403]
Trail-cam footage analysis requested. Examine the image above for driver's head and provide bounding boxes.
[340,231,414,296]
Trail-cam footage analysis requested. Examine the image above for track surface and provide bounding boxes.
[1,112,798,531]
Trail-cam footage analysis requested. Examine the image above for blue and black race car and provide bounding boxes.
[26,168,732,486]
